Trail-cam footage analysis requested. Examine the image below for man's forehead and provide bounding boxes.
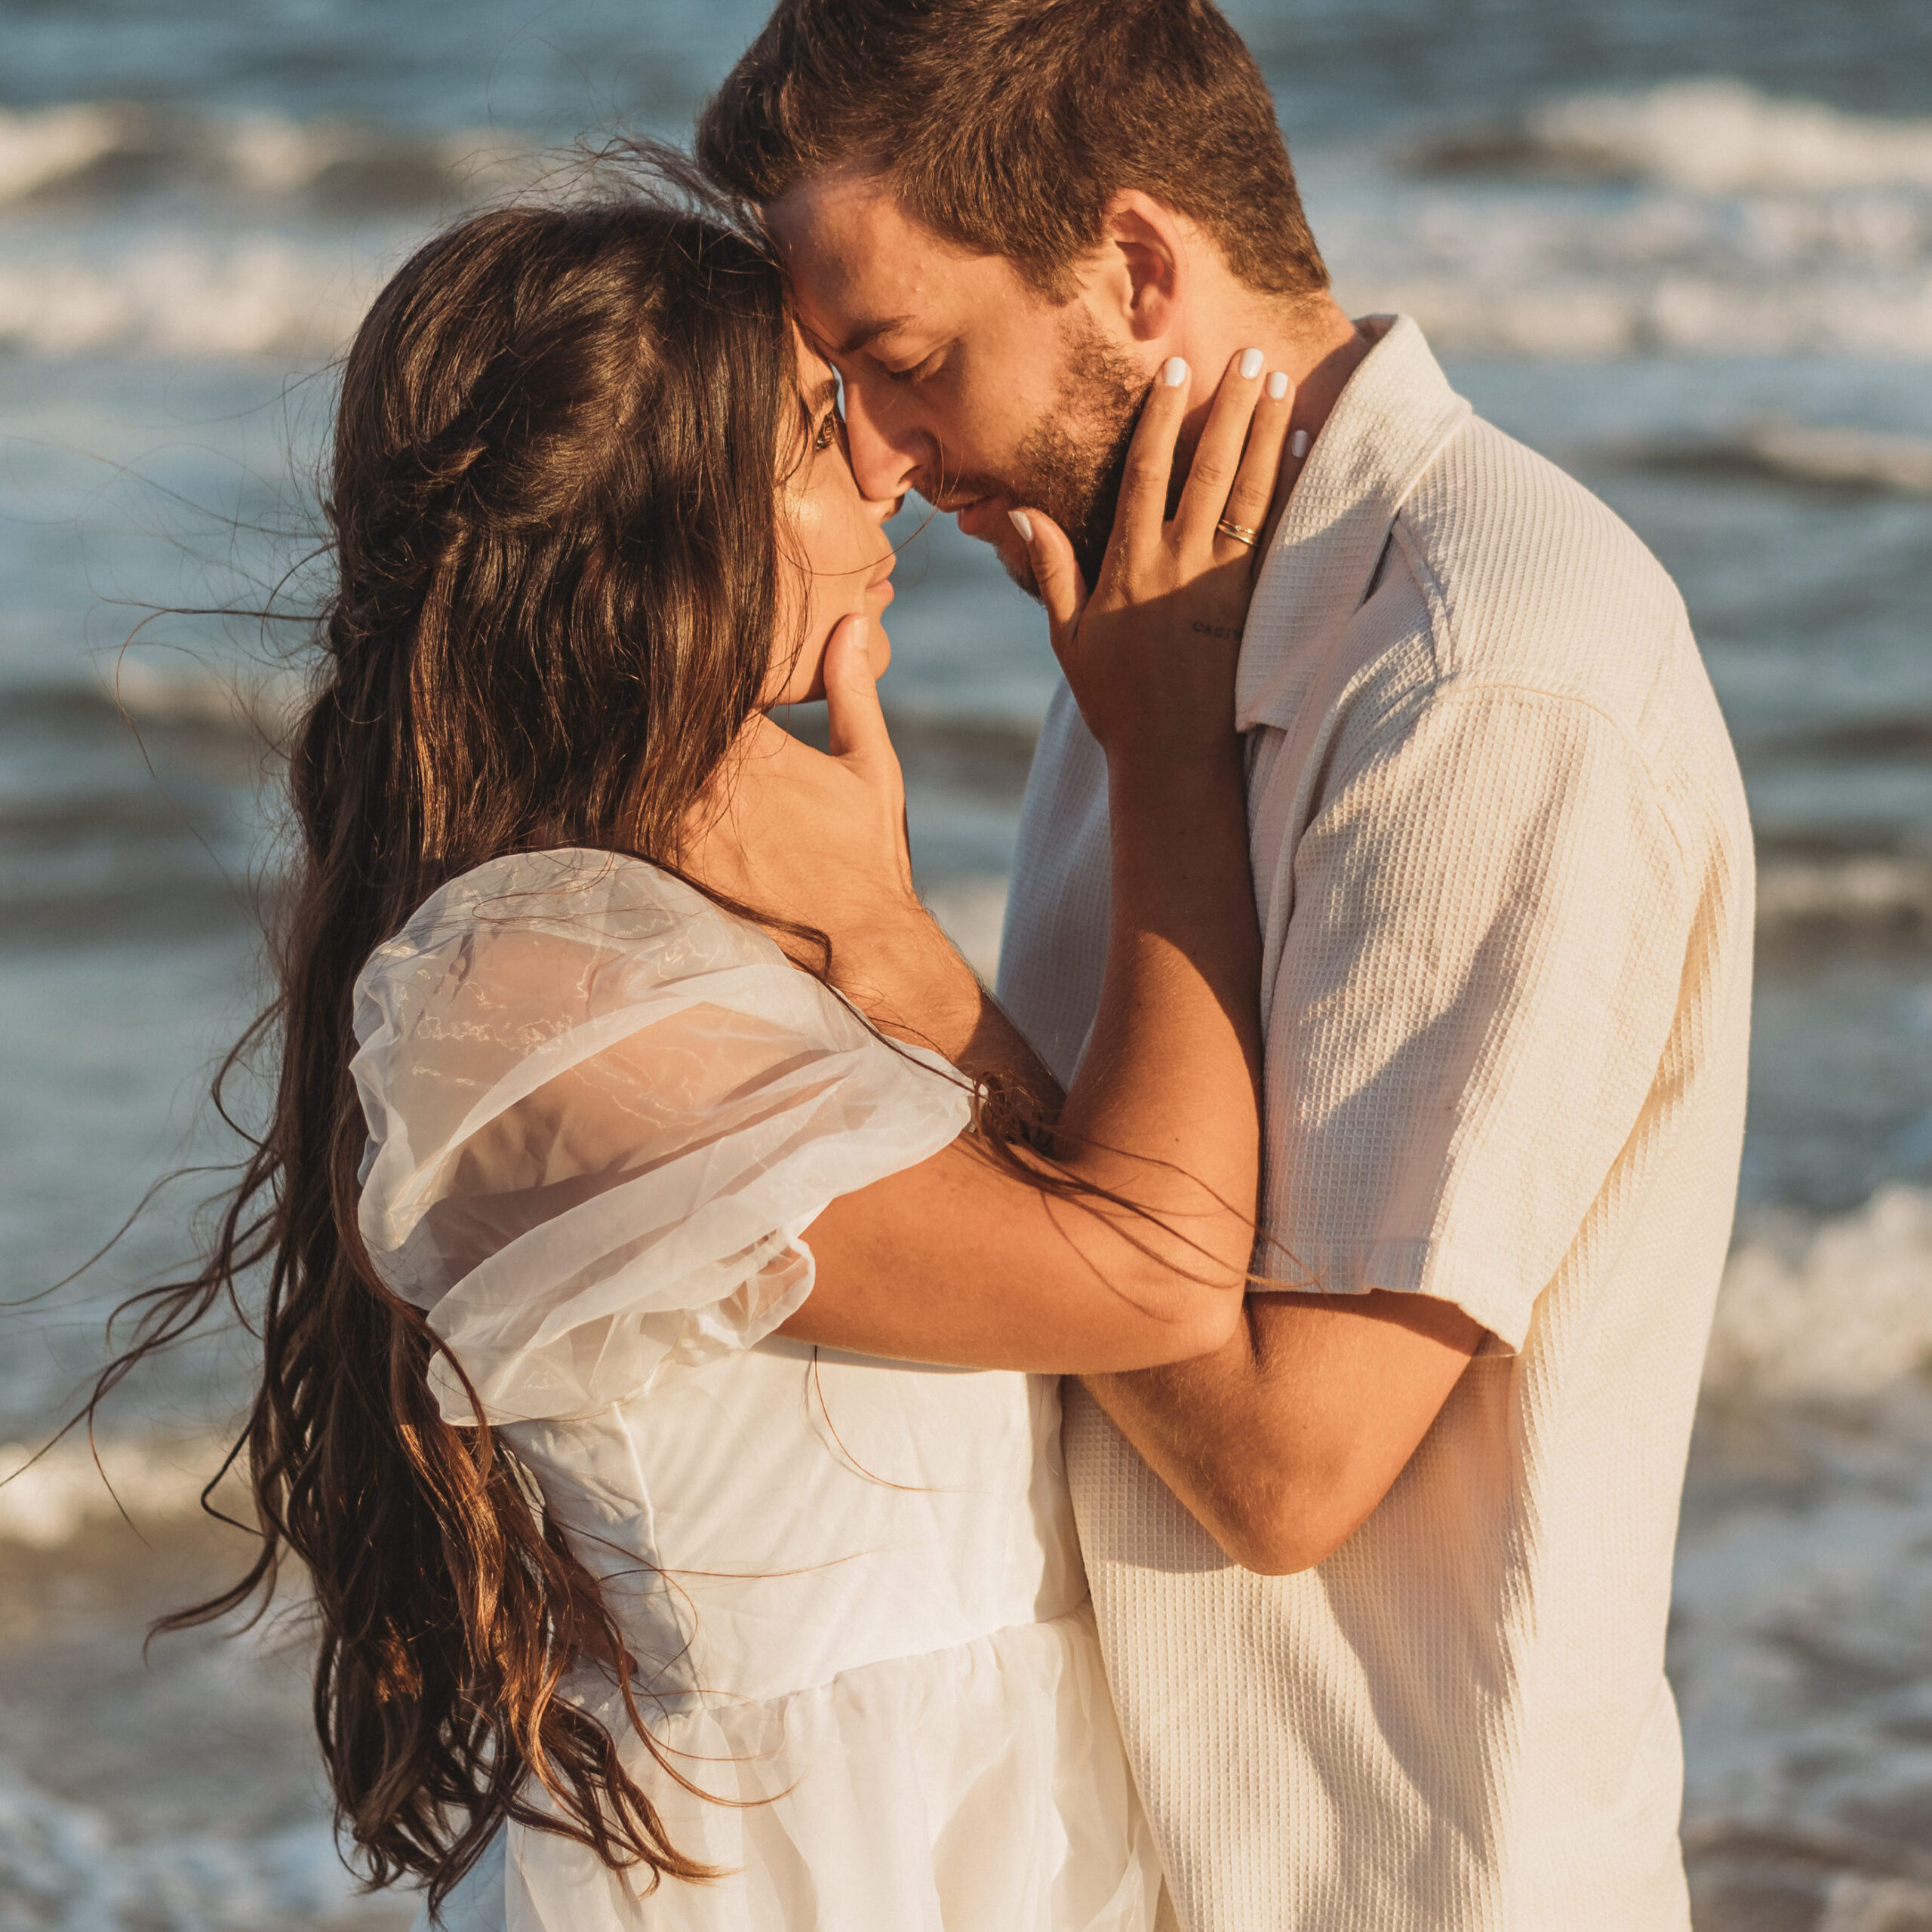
[770,165,922,260]
[770,168,987,337]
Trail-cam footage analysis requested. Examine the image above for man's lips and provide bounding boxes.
[907,478,1017,544]
[950,494,1011,543]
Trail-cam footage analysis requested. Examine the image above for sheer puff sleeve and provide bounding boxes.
[349,848,974,1426]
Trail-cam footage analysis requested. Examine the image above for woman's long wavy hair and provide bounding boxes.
[87,174,814,1910]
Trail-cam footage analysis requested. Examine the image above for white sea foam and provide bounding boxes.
[0,1763,395,1930]
[1327,180,1932,361]
[11,82,1926,217]
[1518,81,1932,195]
[7,85,1932,365]
[1318,82,1932,361]
[921,875,1008,983]
[0,99,540,362]
[0,1436,222,1549]
[0,100,531,209]
[1706,1185,1932,1401]
[1698,422,1932,495]
[0,103,128,204]
[1672,1385,1932,1913]
[1353,260,1932,363]
[0,230,380,360]
[1755,852,1932,932]
[108,658,309,740]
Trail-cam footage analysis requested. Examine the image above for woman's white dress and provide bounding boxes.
[352,848,1160,1932]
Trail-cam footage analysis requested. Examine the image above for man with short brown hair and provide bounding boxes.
[698,0,1333,586]
[699,6,1752,1927]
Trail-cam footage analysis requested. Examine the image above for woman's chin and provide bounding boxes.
[758,609,891,710]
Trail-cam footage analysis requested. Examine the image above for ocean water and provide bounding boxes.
[2,2,1930,1927]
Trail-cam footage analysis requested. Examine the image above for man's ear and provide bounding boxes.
[1093,192,1187,343]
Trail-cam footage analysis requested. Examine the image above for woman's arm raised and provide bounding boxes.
[774,352,1294,1373]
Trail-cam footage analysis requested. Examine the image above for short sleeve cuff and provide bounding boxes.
[1253,1232,1534,1353]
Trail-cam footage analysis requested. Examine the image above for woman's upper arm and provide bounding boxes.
[356,854,1241,1391]
[783,1134,1245,1374]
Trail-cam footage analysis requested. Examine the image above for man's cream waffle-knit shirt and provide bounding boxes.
[996,317,1753,1931]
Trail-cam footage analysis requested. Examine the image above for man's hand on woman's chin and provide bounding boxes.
[680,617,986,1058]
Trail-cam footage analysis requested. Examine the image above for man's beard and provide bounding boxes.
[1005,314,1147,592]
[921,312,1147,598]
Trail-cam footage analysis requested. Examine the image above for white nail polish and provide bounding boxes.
[1007,508,1034,543]
[1161,356,1189,388]
[1238,347,1264,380]
[1290,429,1310,459]
[1266,371,1290,401]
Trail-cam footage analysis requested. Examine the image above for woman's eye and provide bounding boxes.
[813,409,842,451]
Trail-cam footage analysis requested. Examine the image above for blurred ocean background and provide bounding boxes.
[2,1,1932,1927]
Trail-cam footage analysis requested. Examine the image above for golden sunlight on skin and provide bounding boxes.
[769,169,1368,591]
[764,330,901,709]
[768,169,1155,588]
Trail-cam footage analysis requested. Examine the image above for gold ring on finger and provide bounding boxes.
[1216,517,1260,548]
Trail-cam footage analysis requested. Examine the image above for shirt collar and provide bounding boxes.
[1235,315,1471,731]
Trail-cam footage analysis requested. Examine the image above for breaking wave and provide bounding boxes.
[10,81,1927,219]
[0,100,559,359]
[0,100,530,211]
[1706,1186,1932,1400]
[1331,187,1932,362]
[0,1761,387,1930]
[0,1435,221,1549]
[1416,80,1932,197]
[0,230,386,360]
[1630,422,1932,496]
[5,1183,1928,1552]
[11,83,1932,364]
[1327,82,1932,361]
[108,658,309,739]
[1755,851,1932,938]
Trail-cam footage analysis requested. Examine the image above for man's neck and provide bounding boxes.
[1171,292,1371,530]
[1275,300,1374,448]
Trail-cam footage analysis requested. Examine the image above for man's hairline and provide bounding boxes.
[765,156,1325,324]
[764,152,1107,313]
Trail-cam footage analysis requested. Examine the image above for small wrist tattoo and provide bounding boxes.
[1192,621,1243,641]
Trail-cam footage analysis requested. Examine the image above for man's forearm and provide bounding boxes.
[1083,1308,1323,1574]
[1084,1287,1485,1575]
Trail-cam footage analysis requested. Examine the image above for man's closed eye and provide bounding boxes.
[882,349,944,386]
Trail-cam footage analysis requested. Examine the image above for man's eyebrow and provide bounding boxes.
[835,314,916,357]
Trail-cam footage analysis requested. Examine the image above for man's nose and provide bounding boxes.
[841,374,933,506]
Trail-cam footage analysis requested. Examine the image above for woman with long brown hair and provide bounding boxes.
[105,167,1295,1930]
